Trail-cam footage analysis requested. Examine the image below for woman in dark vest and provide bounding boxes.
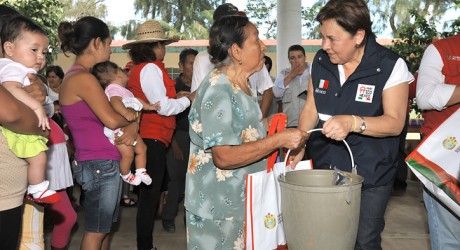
[292,0,413,249]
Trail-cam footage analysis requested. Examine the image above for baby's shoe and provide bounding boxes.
[136,168,152,185]
[27,180,60,204]
[121,172,142,186]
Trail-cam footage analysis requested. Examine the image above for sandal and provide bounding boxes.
[25,189,60,204]
[120,198,137,207]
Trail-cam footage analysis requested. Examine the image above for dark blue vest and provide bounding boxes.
[308,35,401,189]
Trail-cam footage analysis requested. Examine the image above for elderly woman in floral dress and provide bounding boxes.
[184,15,307,250]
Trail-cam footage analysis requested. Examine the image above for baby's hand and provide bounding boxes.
[123,108,137,122]
[146,101,161,111]
[33,106,50,130]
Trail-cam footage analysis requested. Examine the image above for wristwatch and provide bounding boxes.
[358,116,366,133]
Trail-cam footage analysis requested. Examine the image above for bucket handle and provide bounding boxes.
[283,128,356,175]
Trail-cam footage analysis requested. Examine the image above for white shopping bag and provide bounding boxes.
[245,159,311,250]
[406,107,460,217]
[245,114,312,250]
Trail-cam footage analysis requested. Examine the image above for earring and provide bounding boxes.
[355,43,360,48]
[238,59,242,65]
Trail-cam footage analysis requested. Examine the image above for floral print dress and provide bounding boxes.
[185,69,267,249]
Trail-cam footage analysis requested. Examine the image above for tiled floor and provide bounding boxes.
[45,179,430,250]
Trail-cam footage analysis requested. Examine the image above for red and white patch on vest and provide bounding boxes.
[355,84,375,103]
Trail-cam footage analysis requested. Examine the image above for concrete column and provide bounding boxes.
[276,0,302,74]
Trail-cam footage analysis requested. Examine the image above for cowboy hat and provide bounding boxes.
[122,20,179,49]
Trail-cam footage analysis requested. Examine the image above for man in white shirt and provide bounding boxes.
[273,44,310,127]
[191,3,274,118]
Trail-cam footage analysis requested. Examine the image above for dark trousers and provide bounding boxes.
[355,182,393,250]
[136,139,167,250]
[0,205,23,250]
[162,130,190,221]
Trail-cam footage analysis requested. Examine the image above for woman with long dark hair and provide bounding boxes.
[58,16,139,249]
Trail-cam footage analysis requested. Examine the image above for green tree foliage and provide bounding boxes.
[390,10,437,73]
[246,0,458,39]
[61,1,118,40]
[389,9,460,116]
[120,20,140,40]
[131,0,222,39]
[367,0,455,37]
[61,0,107,21]
[302,1,324,39]
[245,0,277,39]
[0,0,64,66]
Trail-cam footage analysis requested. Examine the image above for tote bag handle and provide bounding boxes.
[266,114,287,173]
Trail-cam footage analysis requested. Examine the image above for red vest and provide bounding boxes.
[127,61,177,146]
[421,35,460,136]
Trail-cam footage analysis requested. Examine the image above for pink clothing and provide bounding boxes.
[103,84,143,143]
[61,100,120,161]
[47,190,77,248]
[105,83,135,99]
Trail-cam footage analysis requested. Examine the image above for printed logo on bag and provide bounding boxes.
[315,79,329,94]
[442,136,458,150]
[355,84,375,103]
[264,213,277,229]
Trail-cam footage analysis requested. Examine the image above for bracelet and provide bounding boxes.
[351,115,357,132]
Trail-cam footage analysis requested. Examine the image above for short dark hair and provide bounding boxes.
[316,0,373,47]
[208,15,250,66]
[1,15,47,54]
[288,45,305,57]
[58,16,110,56]
[179,48,198,65]
[0,5,20,33]
[91,61,119,88]
[128,42,159,65]
[264,55,272,72]
[46,65,64,79]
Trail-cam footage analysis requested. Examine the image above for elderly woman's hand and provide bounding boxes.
[279,128,308,150]
[322,115,354,141]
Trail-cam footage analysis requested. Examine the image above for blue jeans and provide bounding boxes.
[355,183,393,250]
[423,189,460,250]
[74,159,122,233]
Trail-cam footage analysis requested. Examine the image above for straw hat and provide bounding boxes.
[122,20,179,49]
